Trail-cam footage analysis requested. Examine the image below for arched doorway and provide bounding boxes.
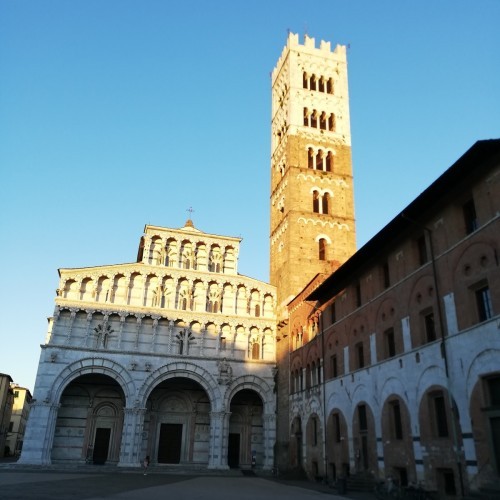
[326,410,349,481]
[144,377,211,465]
[380,395,415,486]
[52,373,125,464]
[228,389,263,468]
[352,402,377,475]
[290,416,303,469]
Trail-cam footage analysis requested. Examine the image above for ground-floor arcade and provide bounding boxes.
[19,352,276,470]
[287,340,500,497]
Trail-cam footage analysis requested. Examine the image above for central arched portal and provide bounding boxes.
[144,377,211,466]
[228,389,264,468]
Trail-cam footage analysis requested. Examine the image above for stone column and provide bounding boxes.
[208,411,230,469]
[200,328,207,357]
[118,407,147,467]
[167,320,174,354]
[83,310,93,347]
[150,316,159,352]
[17,402,60,465]
[122,273,132,304]
[117,313,126,349]
[66,308,77,345]
[134,314,144,350]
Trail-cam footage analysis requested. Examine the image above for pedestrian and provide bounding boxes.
[143,455,150,475]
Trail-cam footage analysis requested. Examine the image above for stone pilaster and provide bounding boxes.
[118,407,147,467]
[17,402,60,465]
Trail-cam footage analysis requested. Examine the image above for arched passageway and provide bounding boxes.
[52,373,125,464]
[228,389,263,468]
[143,377,211,465]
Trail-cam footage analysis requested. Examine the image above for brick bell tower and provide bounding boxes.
[270,33,356,317]
[270,33,357,469]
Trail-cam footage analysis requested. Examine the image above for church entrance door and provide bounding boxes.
[228,433,240,468]
[158,423,182,464]
[93,428,111,464]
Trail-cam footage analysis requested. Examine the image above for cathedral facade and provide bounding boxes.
[19,221,277,468]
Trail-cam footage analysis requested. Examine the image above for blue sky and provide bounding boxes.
[1,0,499,391]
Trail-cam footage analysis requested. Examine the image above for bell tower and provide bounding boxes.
[270,33,356,317]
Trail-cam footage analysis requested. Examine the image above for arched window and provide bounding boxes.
[328,113,336,131]
[326,152,333,172]
[303,108,309,126]
[322,193,330,214]
[303,72,308,89]
[316,151,323,171]
[313,191,320,213]
[181,297,187,310]
[327,78,334,94]
[319,238,327,260]
[311,110,318,128]
[310,75,316,91]
[255,304,261,317]
[319,112,327,130]
[318,77,325,92]
[308,148,314,169]
[252,342,260,360]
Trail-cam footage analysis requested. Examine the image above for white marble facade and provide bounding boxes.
[19,221,277,469]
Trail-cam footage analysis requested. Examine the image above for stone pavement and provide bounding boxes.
[0,464,377,500]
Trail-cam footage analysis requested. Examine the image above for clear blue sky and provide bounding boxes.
[1,1,499,391]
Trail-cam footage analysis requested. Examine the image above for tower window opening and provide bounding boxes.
[303,108,309,127]
[328,113,336,131]
[327,78,334,94]
[303,72,308,89]
[318,77,325,92]
[326,152,333,172]
[318,238,327,261]
[310,75,316,91]
[316,151,323,170]
[308,148,314,169]
[313,191,320,213]
[322,193,330,215]
[320,112,327,130]
[311,110,318,128]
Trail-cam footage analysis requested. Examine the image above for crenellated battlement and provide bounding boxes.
[272,32,346,82]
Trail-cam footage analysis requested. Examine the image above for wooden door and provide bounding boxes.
[157,423,182,464]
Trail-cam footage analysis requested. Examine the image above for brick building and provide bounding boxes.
[285,139,500,496]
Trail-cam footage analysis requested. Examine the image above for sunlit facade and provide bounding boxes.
[285,140,500,496]
[5,385,32,456]
[20,221,277,468]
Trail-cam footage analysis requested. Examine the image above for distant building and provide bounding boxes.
[285,139,500,496]
[0,373,14,457]
[5,385,32,456]
[20,221,277,467]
